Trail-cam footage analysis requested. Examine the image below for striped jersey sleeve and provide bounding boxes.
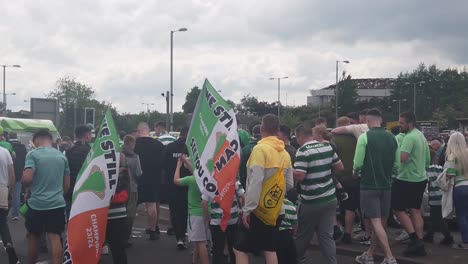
[157,134,176,146]
[206,180,244,226]
[279,199,298,231]
[426,165,443,206]
[294,141,339,205]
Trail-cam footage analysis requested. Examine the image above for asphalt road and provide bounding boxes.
[1,214,357,264]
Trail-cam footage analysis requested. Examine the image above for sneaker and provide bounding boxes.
[352,231,367,240]
[381,257,398,264]
[451,243,468,250]
[354,233,371,246]
[353,225,363,234]
[167,227,175,236]
[355,252,374,264]
[423,233,434,243]
[333,225,343,241]
[341,233,352,244]
[298,257,307,263]
[359,237,371,246]
[101,245,109,255]
[177,240,187,250]
[395,230,410,242]
[11,217,19,221]
[440,236,454,245]
[403,240,426,257]
[149,231,159,241]
[155,225,161,235]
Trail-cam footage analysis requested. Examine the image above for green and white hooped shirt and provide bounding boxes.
[202,180,245,226]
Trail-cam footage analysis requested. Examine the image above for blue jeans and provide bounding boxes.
[10,181,22,218]
[454,185,468,243]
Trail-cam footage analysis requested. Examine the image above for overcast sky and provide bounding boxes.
[1,1,467,114]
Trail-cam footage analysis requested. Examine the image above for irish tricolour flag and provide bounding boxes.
[186,79,241,231]
[63,109,121,264]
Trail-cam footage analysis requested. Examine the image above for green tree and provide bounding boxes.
[182,86,201,113]
[236,95,277,116]
[47,77,97,136]
[337,73,359,115]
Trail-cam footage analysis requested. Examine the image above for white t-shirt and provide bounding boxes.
[0,147,13,186]
[346,124,369,139]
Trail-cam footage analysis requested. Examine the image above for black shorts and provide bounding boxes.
[234,214,280,253]
[341,187,360,211]
[138,184,166,203]
[25,207,65,236]
[391,179,427,211]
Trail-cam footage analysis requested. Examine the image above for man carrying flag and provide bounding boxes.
[233,114,294,264]
[185,79,241,232]
[63,109,121,264]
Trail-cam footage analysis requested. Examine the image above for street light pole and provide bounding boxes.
[170,27,188,132]
[270,76,288,119]
[335,60,350,123]
[1,64,21,115]
[405,81,425,117]
[161,91,170,129]
[142,103,155,123]
[393,99,407,117]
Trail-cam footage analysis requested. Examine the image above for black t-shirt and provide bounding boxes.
[135,136,164,185]
[163,137,191,184]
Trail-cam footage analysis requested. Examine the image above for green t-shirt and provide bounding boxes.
[353,128,399,189]
[398,129,430,182]
[0,141,15,155]
[179,176,203,216]
[25,147,70,210]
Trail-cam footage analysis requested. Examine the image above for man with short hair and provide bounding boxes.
[234,114,293,264]
[135,122,165,240]
[239,125,261,188]
[154,121,176,146]
[294,123,344,264]
[163,127,191,249]
[332,109,369,139]
[0,127,15,158]
[122,135,142,247]
[393,112,430,257]
[22,129,70,264]
[346,112,360,125]
[331,117,359,244]
[315,117,327,127]
[353,109,399,264]
[65,125,92,220]
[8,131,27,220]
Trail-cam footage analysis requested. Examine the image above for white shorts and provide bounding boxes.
[188,215,210,242]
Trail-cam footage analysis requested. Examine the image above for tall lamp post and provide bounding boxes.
[404,81,425,117]
[269,76,288,119]
[170,27,188,132]
[1,64,21,114]
[392,98,407,117]
[335,60,350,123]
[161,91,170,129]
[142,103,155,123]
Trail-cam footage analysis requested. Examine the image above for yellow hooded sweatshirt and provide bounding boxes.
[243,136,294,215]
